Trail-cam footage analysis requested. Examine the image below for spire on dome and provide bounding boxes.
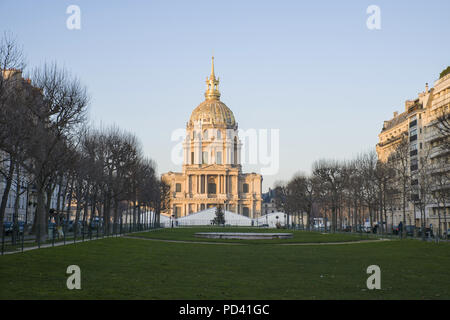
[205,56,220,100]
[211,56,215,78]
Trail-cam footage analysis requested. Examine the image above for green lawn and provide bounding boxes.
[132,227,376,244]
[1,228,449,299]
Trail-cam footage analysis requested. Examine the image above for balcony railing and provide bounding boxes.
[430,147,450,159]
[431,95,450,111]
[377,135,403,148]
[424,132,444,143]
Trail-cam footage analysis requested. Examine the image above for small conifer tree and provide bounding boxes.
[212,205,225,226]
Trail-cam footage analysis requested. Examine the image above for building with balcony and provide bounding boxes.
[376,67,450,232]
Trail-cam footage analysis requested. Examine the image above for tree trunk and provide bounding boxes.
[12,167,21,245]
[36,183,47,243]
[0,158,15,239]
[55,174,63,226]
[113,199,119,233]
[75,196,81,237]
[66,178,75,223]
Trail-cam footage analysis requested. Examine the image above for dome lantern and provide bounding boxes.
[205,56,221,100]
[189,57,236,128]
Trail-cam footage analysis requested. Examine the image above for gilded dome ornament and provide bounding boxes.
[189,57,236,128]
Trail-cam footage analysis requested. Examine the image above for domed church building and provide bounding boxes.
[162,57,262,218]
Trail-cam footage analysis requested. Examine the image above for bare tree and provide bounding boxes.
[387,136,411,237]
[19,64,89,242]
[312,159,346,232]
[0,33,27,237]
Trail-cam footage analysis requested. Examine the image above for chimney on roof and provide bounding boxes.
[1,69,23,81]
[405,100,414,111]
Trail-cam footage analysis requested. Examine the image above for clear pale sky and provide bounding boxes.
[1,0,450,191]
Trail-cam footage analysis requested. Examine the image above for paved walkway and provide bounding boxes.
[123,235,390,246]
[1,229,163,255]
[123,236,244,245]
[1,234,125,255]
[279,238,391,246]
[1,234,390,255]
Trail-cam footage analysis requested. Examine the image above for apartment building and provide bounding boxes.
[376,67,450,232]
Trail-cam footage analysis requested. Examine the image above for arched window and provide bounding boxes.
[207,176,216,194]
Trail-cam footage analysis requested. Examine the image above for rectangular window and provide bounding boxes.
[216,152,222,165]
[175,183,181,193]
[202,151,208,164]
[243,183,249,193]
[191,152,194,164]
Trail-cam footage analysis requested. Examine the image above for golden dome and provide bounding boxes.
[189,99,235,128]
[188,57,236,128]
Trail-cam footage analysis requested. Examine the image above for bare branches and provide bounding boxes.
[0,31,25,72]
[0,33,167,242]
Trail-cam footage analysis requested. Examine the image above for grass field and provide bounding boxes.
[1,228,449,299]
[131,227,377,244]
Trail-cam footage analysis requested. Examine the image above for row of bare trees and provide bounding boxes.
[0,33,170,243]
[274,141,449,238]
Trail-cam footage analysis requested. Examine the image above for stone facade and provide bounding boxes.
[376,71,450,232]
[162,58,263,218]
